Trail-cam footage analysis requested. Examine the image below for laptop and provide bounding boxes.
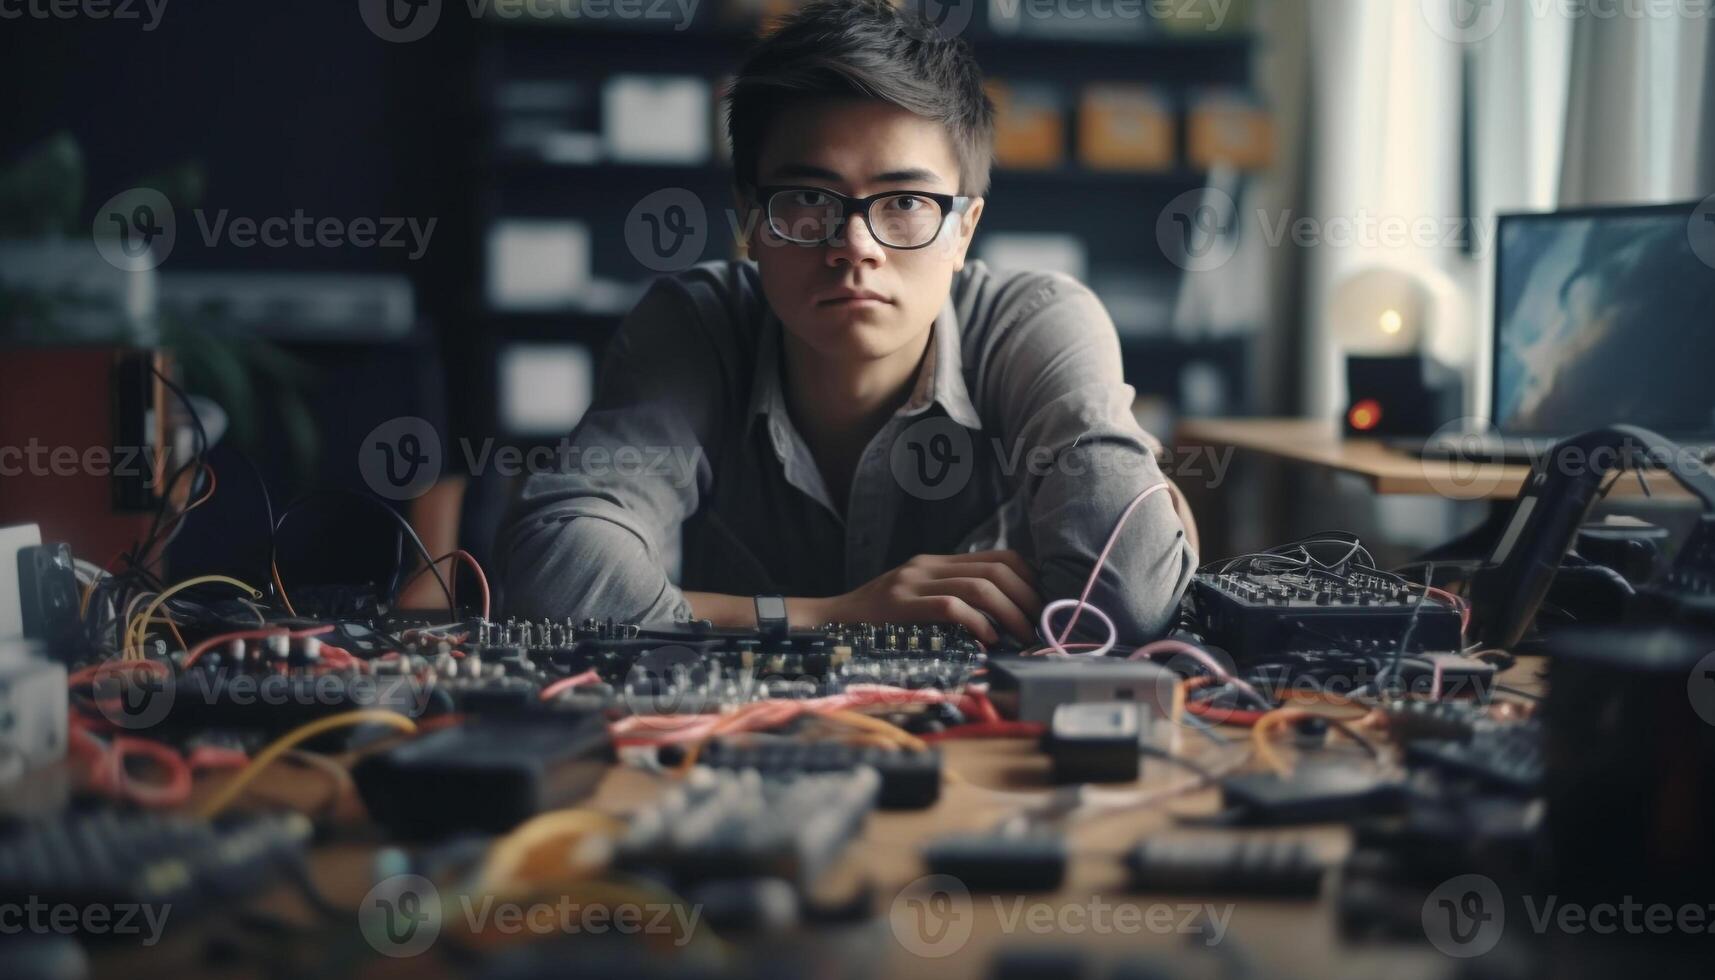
[1411,201,1715,463]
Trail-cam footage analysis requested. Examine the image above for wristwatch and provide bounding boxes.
[754,594,789,641]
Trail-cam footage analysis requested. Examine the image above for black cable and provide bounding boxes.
[1139,744,1217,781]
[272,489,454,614]
[1383,563,1431,698]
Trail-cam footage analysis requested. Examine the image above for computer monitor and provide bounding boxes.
[1492,201,1715,440]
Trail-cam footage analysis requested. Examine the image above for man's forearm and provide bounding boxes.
[684,591,830,629]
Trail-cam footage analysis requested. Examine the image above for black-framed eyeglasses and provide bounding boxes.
[754,185,972,249]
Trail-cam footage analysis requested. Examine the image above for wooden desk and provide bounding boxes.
[1175,417,1526,499]
[1174,417,1685,501]
[71,659,1547,980]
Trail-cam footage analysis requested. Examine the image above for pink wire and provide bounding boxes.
[1126,638,1269,708]
[1038,481,1171,656]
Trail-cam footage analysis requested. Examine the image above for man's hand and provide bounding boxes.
[812,550,1043,645]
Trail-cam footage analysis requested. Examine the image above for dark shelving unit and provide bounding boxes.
[467,5,1262,443]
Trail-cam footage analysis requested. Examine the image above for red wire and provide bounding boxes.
[539,669,601,701]
[1183,701,1268,726]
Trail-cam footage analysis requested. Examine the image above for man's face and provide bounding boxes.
[744,98,985,363]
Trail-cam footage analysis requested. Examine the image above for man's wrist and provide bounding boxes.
[785,595,833,627]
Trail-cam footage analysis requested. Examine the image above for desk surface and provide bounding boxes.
[1175,417,1685,501]
[68,658,1549,980]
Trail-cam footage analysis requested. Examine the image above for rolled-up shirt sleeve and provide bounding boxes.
[497,276,727,623]
[986,274,1198,642]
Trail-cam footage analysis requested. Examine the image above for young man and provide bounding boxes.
[499,0,1197,647]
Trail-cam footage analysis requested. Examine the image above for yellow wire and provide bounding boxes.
[477,809,625,894]
[1251,708,1304,777]
[198,709,417,818]
[816,708,929,753]
[127,575,263,660]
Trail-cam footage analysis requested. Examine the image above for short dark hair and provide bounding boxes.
[724,0,996,197]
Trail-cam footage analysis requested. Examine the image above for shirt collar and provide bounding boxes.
[749,294,982,432]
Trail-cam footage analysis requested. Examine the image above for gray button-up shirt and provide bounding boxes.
[498,259,1196,641]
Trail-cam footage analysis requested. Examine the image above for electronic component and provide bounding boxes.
[1376,697,1493,742]
[474,618,984,715]
[1219,767,1407,825]
[354,710,611,839]
[1469,425,1715,647]
[921,834,1067,892]
[15,543,80,653]
[1125,835,1325,897]
[1403,721,1543,793]
[984,656,1173,724]
[0,810,312,920]
[696,740,941,810]
[0,643,67,775]
[1189,569,1462,660]
[616,767,878,888]
[1044,702,1141,784]
[0,523,41,642]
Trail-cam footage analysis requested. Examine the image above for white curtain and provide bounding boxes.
[1301,1,1714,421]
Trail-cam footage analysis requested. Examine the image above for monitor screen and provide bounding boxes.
[1493,203,1715,438]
